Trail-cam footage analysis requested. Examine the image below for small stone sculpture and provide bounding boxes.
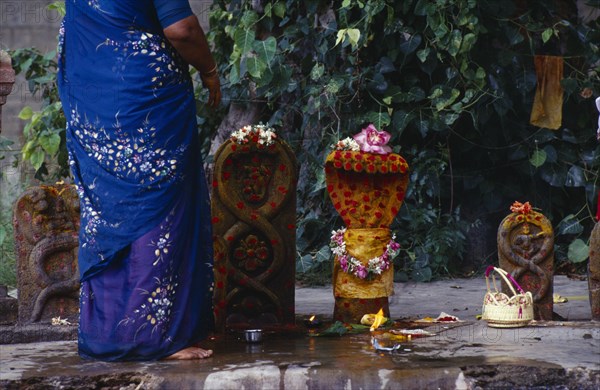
[13,184,80,324]
[498,201,554,320]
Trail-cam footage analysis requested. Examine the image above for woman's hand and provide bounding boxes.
[201,72,221,109]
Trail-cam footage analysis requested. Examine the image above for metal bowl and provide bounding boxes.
[243,329,263,343]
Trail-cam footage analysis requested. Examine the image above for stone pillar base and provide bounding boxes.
[333,297,390,324]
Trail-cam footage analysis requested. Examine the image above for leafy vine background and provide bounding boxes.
[5,0,599,285]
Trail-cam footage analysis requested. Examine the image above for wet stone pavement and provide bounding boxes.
[1,275,599,389]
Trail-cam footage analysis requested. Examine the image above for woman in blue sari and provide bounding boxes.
[57,0,220,361]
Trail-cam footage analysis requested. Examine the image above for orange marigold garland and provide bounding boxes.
[510,201,532,215]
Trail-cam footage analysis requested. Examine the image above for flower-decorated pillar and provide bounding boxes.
[325,125,409,323]
[498,201,554,321]
[211,125,297,330]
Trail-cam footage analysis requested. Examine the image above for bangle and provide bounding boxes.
[203,64,218,76]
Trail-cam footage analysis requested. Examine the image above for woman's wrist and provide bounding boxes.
[202,64,218,77]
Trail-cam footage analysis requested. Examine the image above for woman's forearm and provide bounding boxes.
[163,15,216,75]
[164,14,221,107]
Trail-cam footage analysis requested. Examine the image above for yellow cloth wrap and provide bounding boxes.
[333,228,394,299]
[530,55,563,130]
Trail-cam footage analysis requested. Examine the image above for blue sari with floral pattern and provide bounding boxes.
[57,0,214,361]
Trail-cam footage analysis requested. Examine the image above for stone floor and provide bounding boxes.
[1,275,598,389]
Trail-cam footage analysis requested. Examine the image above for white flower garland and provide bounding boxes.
[230,123,277,146]
[330,228,400,280]
[332,137,360,151]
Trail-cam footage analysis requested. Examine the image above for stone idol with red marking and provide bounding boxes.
[211,124,297,330]
[325,124,409,323]
[498,201,554,320]
[13,184,80,324]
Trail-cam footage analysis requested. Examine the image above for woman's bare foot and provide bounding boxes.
[165,347,213,360]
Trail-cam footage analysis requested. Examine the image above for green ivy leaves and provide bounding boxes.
[335,28,361,50]
[249,37,277,78]
[19,101,64,171]
[208,0,599,281]
[530,149,547,168]
[568,239,589,263]
[229,25,277,85]
[234,29,254,57]
[10,46,65,177]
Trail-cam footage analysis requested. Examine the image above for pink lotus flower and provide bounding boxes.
[353,124,392,154]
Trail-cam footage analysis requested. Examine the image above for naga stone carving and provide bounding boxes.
[0,50,16,130]
[325,148,409,323]
[13,184,80,324]
[211,126,297,330]
[589,221,600,321]
[498,201,554,321]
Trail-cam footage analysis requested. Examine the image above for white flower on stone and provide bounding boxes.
[230,123,277,146]
[51,317,71,326]
[333,137,360,151]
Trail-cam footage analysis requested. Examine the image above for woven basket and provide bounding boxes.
[481,266,534,328]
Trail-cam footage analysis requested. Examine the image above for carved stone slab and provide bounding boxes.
[13,185,80,324]
[211,137,297,330]
[589,222,600,321]
[498,207,554,320]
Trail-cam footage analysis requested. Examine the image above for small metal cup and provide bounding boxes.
[244,329,263,343]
